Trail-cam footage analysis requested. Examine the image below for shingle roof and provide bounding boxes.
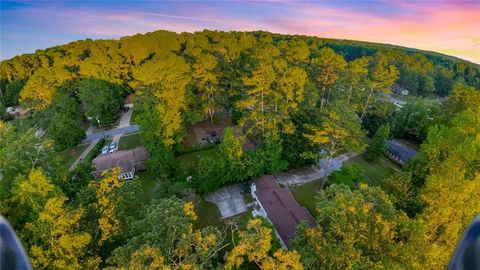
[124,94,134,105]
[92,147,148,174]
[387,140,417,162]
[255,175,317,246]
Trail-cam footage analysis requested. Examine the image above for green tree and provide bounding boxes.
[238,58,307,137]
[360,53,399,120]
[304,101,366,169]
[8,168,60,228]
[133,52,191,177]
[108,198,224,269]
[310,48,346,110]
[219,127,246,182]
[132,52,191,146]
[365,124,390,161]
[3,79,26,106]
[191,52,221,127]
[77,78,125,126]
[329,163,365,189]
[23,195,100,269]
[0,123,54,194]
[49,113,85,151]
[225,218,303,270]
[291,184,427,269]
[20,67,74,109]
[391,98,439,143]
[341,56,370,108]
[418,107,480,269]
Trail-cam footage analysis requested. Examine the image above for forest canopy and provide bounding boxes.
[0,29,479,270]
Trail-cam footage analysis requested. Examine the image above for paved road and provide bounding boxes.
[82,124,140,142]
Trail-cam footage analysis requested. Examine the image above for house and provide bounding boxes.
[124,94,134,108]
[5,106,29,117]
[386,139,417,165]
[251,175,317,246]
[92,147,148,180]
[390,84,409,96]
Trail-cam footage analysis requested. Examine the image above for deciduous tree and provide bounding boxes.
[225,218,303,270]
[365,124,390,161]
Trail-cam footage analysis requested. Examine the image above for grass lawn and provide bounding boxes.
[130,108,142,124]
[59,143,90,170]
[290,178,324,216]
[135,169,163,202]
[176,147,220,171]
[118,133,142,150]
[194,196,223,229]
[61,144,89,168]
[347,154,401,185]
[104,137,113,146]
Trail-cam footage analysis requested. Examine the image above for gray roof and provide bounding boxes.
[387,140,417,162]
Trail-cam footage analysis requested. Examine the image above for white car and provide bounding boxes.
[101,146,109,155]
[108,142,117,153]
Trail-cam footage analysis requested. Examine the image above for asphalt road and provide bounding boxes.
[82,124,140,142]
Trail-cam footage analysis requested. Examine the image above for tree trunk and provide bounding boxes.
[360,88,374,120]
[326,86,332,107]
[347,82,353,105]
[319,86,326,111]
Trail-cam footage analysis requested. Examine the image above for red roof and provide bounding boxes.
[255,175,317,246]
[92,147,148,174]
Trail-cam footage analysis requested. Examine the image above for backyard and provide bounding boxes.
[347,154,401,184]
[289,178,324,216]
[176,146,220,171]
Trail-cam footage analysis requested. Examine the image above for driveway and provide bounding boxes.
[275,152,360,187]
[206,184,247,218]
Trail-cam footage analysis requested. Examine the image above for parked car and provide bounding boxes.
[109,142,117,150]
[108,142,117,153]
[101,146,109,155]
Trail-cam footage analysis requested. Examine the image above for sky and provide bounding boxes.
[1,0,479,63]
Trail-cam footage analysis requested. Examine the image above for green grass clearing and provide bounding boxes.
[176,147,220,171]
[193,196,223,229]
[290,178,324,216]
[59,143,89,170]
[135,169,163,202]
[347,154,401,185]
[118,133,142,150]
[130,108,142,124]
